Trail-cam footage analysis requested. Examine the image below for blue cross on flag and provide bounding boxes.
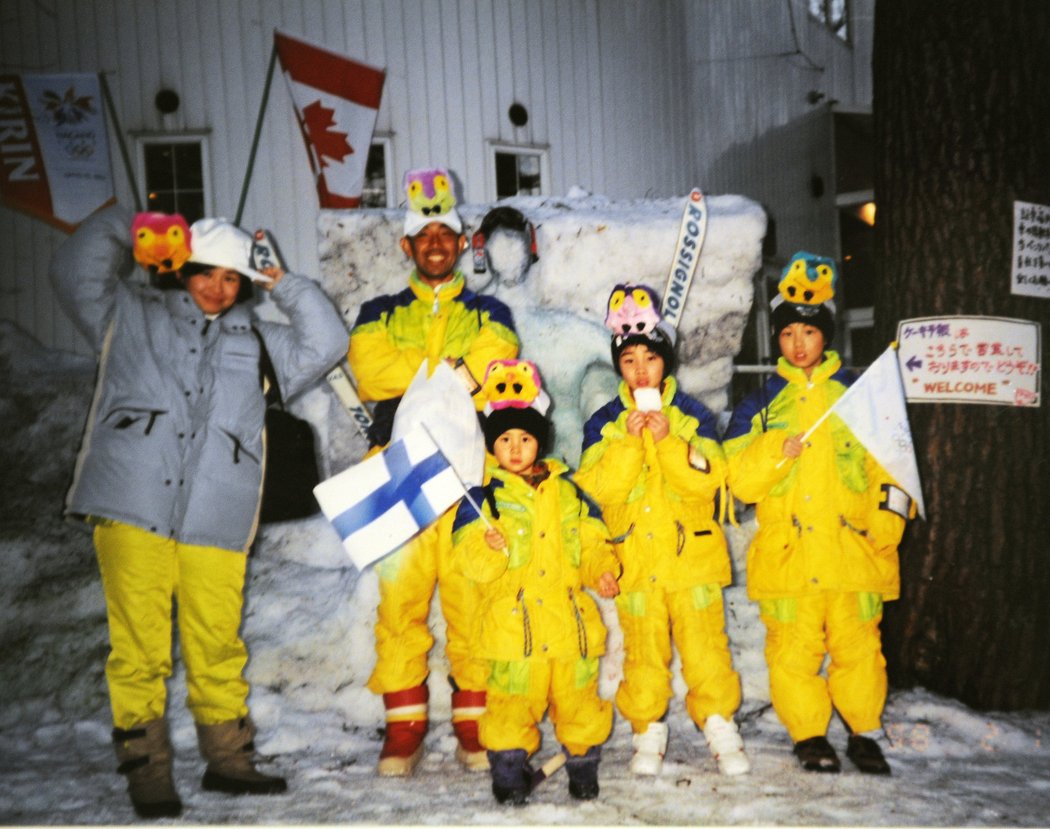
[313,425,465,569]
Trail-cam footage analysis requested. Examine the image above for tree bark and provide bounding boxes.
[873,1,1050,709]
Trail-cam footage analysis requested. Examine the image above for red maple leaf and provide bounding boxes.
[302,100,353,167]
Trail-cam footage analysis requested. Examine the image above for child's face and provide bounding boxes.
[492,428,540,475]
[778,322,826,375]
[617,343,665,391]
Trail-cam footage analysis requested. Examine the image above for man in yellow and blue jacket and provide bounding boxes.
[451,360,620,805]
[575,284,749,778]
[347,168,519,776]
[723,252,913,776]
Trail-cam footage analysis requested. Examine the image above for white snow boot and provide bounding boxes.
[703,714,751,776]
[629,721,669,776]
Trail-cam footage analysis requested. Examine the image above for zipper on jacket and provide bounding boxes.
[516,587,533,657]
[792,514,803,537]
[568,588,588,658]
[676,520,686,556]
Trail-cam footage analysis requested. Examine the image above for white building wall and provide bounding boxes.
[1,0,873,355]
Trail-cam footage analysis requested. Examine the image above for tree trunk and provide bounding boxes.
[873,1,1050,709]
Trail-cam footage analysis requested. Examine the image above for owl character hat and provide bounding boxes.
[770,251,838,344]
[604,283,678,374]
[479,359,552,453]
[402,167,463,236]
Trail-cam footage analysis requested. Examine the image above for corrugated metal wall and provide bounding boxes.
[1,0,872,355]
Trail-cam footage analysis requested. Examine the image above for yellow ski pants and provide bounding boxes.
[759,591,887,742]
[615,584,741,733]
[94,522,250,730]
[367,510,488,695]
[480,657,612,757]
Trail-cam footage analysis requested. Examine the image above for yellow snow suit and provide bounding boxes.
[723,352,910,741]
[348,270,519,695]
[576,376,741,733]
[451,459,619,757]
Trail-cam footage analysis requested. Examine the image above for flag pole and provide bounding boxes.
[235,38,279,225]
[98,72,142,212]
[419,423,494,530]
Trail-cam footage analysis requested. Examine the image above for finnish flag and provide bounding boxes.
[313,425,465,570]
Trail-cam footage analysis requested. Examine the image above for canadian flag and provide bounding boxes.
[274,31,385,208]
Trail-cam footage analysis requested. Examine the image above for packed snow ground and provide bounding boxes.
[2,320,1049,827]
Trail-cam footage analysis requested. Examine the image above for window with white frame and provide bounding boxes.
[490,144,548,199]
[362,137,394,208]
[137,135,209,222]
[808,0,849,42]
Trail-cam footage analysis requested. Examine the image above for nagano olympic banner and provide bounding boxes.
[0,73,114,231]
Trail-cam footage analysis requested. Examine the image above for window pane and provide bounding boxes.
[173,143,203,189]
[144,144,174,190]
[495,152,519,199]
[517,155,541,194]
[362,143,387,208]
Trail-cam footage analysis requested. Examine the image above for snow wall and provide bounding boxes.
[250,193,768,723]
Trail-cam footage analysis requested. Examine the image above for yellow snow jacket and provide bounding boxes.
[575,377,731,594]
[347,270,519,405]
[451,458,619,663]
[723,352,908,601]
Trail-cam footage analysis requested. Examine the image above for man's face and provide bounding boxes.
[617,343,666,392]
[492,428,540,476]
[400,222,467,283]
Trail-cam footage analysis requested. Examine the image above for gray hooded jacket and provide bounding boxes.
[50,205,347,552]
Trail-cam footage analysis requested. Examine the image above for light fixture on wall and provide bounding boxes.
[155,88,180,114]
[508,103,528,127]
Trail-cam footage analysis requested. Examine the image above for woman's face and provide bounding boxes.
[185,267,242,315]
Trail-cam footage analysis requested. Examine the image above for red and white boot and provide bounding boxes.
[451,689,489,772]
[378,685,429,777]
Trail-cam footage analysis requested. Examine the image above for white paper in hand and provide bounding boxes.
[390,361,485,487]
[633,387,663,412]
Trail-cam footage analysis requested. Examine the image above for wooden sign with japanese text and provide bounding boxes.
[896,316,1041,407]
[1011,200,1050,299]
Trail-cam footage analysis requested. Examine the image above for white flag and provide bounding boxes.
[835,346,926,519]
[313,426,465,570]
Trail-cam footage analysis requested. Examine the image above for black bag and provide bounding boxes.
[253,328,322,522]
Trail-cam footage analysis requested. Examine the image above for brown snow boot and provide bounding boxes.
[451,689,489,772]
[378,684,429,777]
[196,717,287,795]
[112,719,182,819]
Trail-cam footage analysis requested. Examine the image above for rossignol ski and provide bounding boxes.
[660,188,708,330]
[252,229,374,440]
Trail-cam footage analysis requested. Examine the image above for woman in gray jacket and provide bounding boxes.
[50,205,347,819]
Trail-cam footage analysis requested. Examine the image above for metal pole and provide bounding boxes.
[98,72,142,211]
[235,41,279,225]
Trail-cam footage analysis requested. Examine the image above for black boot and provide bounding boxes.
[846,734,891,775]
[485,751,529,805]
[565,745,601,800]
[793,736,841,773]
[488,749,532,805]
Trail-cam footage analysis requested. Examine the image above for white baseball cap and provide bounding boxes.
[187,218,272,283]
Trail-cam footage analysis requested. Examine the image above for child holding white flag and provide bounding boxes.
[724,253,915,776]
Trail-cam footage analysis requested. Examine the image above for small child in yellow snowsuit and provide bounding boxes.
[575,283,750,777]
[451,359,621,805]
[723,252,913,775]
